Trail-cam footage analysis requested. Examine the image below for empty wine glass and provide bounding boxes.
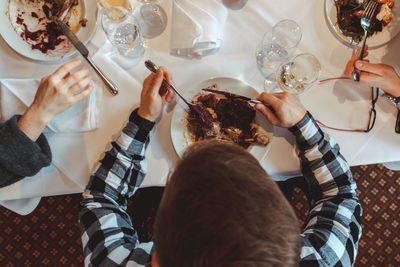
[135,0,168,39]
[276,53,321,94]
[256,20,302,83]
[101,6,145,60]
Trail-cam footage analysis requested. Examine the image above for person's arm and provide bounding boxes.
[0,116,51,188]
[79,67,175,266]
[289,113,361,267]
[0,59,93,188]
[255,93,362,267]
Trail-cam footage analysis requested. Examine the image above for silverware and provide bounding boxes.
[144,60,214,128]
[352,0,379,82]
[202,88,274,111]
[53,18,119,95]
[144,60,191,106]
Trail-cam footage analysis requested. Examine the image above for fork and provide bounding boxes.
[144,60,214,128]
[352,0,379,82]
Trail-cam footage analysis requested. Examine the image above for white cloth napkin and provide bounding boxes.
[0,78,102,133]
[170,0,228,58]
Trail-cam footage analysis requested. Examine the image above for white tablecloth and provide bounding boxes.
[1,0,399,201]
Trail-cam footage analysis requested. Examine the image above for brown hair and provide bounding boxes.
[154,141,301,267]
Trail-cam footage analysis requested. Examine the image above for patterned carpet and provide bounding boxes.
[0,164,399,266]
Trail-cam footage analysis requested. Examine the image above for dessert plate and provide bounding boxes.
[0,0,98,62]
[170,77,274,161]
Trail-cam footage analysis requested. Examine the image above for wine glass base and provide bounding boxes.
[264,79,281,94]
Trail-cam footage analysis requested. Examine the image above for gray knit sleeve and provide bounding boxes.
[0,115,52,188]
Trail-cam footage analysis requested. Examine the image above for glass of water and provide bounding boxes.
[256,20,302,89]
[101,6,145,59]
[276,53,321,94]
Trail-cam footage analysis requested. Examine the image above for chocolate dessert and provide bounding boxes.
[187,85,270,149]
[16,0,86,54]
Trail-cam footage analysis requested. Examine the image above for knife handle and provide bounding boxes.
[249,99,274,112]
[86,57,119,95]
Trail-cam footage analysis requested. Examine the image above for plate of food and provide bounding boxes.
[0,0,98,61]
[325,0,400,47]
[171,77,274,162]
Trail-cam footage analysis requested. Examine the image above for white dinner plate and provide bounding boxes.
[0,0,98,62]
[170,77,274,162]
[325,0,400,48]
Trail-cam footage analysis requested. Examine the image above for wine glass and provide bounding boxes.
[101,6,145,60]
[276,53,321,94]
[135,0,168,39]
[256,20,302,88]
[98,0,132,12]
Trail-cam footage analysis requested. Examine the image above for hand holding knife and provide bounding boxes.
[53,18,119,95]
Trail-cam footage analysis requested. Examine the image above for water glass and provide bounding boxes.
[256,20,302,82]
[276,53,321,94]
[101,6,145,59]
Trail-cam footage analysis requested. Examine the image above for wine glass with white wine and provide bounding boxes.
[276,53,321,94]
[98,0,132,19]
[101,6,145,60]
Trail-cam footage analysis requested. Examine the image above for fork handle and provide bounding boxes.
[352,29,369,82]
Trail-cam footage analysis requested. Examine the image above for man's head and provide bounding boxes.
[154,141,301,266]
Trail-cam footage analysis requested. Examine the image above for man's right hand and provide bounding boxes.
[255,92,307,128]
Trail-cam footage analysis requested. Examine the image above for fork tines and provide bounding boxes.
[363,0,379,20]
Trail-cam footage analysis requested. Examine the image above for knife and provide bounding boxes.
[202,88,274,111]
[53,18,119,95]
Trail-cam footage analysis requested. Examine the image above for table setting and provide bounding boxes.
[0,0,400,214]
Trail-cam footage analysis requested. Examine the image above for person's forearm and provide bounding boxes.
[18,106,51,142]
[83,109,154,204]
[289,112,357,201]
[292,113,362,266]
[79,109,155,265]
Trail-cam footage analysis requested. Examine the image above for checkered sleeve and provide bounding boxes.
[79,109,155,267]
[289,112,362,267]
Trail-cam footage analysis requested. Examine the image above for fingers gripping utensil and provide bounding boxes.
[144,60,214,128]
[352,0,379,82]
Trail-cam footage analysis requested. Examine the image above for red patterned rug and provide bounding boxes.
[0,164,399,266]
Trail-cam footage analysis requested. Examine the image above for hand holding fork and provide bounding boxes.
[352,0,379,82]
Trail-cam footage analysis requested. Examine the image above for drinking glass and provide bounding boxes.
[136,0,168,39]
[256,20,302,83]
[101,6,145,59]
[98,0,132,12]
[276,53,321,94]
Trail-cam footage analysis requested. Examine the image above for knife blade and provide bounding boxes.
[202,88,274,111]
[53,18,119,95]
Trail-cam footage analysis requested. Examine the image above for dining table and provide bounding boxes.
[1,0,400,209]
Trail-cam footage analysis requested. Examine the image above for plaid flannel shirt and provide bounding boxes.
[79,110,362,267]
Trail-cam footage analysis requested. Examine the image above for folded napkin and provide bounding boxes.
[170,0,228,59]
[0,78,102,133]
